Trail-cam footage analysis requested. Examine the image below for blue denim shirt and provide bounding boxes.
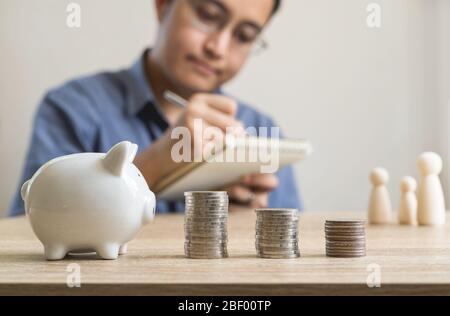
[8,50,302,216]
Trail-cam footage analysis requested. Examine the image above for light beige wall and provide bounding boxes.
[0,0,448,216]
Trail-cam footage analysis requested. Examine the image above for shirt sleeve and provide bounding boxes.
[266,123,303,211]
[244,110,303,211]
[8,85,99,216]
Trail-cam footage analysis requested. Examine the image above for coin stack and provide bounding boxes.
[325,220,366,258]
[255,208,300,259]
[184,191,229,259]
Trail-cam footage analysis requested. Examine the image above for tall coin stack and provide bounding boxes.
[325,220,366,258]
[255,209,300,259]
[184,191,229,259]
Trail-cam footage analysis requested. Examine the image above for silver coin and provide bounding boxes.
[325,228,365,234]
[325,234,365,239]
[326,251,366,258]
[325,222,365,227]
[186,239,228,244]
[184,220,228,225]
[257,216,299,221]
[186,249,228,254]
[186,253,228,257]
[326,246,366,252]
[257,221,298,225]
[185,226,228,231]
[257,225,298,230]
[186,247,228,252]
[185,207,229,211]
[257,249,300,255]
[185,233,228,238]
[325,227,365,233]
[257,253,300,259]
[255,208,298,214]
[185,207,228,211]
[184,226,228,232]
[185,203,228,207]
[256,233,298,239]
[185,225,227,229]
[184,230,228,239]
[185,214,229,218]
[185,200,229,205]
[185,245,227,250]
[326,249,366,254]
[185,191,227,195]
[185,197,228,201]
[326,241,366,247]
[185,232,228,238]
[185,226,228,230]
[256,245,299,250]
[185,198,228,203]
[185,237,228,242]
[185,251,228,256]
[256,225,298,229]
[185,212,229,217]
[256,219,299,224]
[325,235,366,241]
[185,227,228,232]
[257,212,299,216]
[325,225,365,230]
[185,243,227,248]
[256,237,298,243]
[256,223,298,229]
[325,220,365,225]
[256,232,298,238]
[185,255,228,258]
[185,216,228,221]
[185,201,229,206]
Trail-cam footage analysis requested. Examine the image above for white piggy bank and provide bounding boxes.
[21,141,156,260]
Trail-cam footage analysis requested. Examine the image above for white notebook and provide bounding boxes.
[154,136,312,200]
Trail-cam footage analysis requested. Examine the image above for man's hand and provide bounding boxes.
[134,93,244,188]
[223,173,279,209]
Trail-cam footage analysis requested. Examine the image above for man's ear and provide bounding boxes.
[154,0,173,22]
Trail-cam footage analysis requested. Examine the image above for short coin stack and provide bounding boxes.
[184,191,229,259]
[325,220,366,258]
[255,208,300,259]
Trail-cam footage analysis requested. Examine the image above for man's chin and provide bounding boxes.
[178,78,219,94]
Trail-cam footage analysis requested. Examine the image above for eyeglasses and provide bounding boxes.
[185,0,269,56]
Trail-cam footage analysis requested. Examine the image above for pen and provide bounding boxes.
[163,90,248,137]
[163,90,188,108]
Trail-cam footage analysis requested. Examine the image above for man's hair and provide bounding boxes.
[272,0,281,15]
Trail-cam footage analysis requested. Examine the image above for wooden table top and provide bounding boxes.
[1,209,450,295]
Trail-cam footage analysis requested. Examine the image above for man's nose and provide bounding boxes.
[204,29,232,59]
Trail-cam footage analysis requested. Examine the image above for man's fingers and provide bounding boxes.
[201,107,243,132]
[185,98,242,132]
[227,184,253,204]
[225,184,269,208]
[191,93,238,116]
[242,174,279,191]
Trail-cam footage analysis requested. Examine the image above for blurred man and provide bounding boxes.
[9,0,302,216]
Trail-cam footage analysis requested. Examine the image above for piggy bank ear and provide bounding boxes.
[103,141,138,176]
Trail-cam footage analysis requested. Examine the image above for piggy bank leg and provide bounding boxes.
[96,243,120,260]
[44,244,68,261]
[119,244,128,255]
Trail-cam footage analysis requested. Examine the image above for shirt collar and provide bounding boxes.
[123,49,156,116]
